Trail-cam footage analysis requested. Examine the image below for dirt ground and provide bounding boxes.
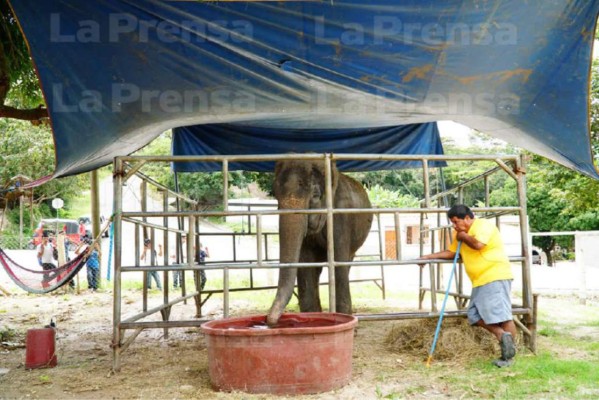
[0,287,596,400]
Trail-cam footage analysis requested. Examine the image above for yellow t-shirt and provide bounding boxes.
[448,218,513,287]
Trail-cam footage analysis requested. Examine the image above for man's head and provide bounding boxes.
[447,204,475,232]
[144,238,151,247]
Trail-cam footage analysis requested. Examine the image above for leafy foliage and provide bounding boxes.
[134,131,258,208]
[366,185,419,208]
[0,0,45,114]
[0,119,88,231]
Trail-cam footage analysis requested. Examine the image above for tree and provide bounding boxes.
[0,0,47,122]
[0,119,88,230]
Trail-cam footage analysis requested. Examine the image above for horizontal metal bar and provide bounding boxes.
[121,256,525,272]
[356,307,531,321]
[121,292,199,323]
[120,310,532,328]
[117,153,518,164]
[120,320,209,330]
[119,206,523,219]
[420,289,470,299]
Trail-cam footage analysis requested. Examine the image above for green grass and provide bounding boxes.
[456,352,599,398]
[437,322,599,399]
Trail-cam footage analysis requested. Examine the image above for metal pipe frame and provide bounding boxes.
[111,152,534,371]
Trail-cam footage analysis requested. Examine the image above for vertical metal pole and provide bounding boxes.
[247,204,252,235]
[264,234,269,262]
[221,160,230,317]
[222,160,229,212]
[516,154,533,348]
[423,159,430,208]
[376,213,386,300]
[112,158,124,372]
[162,190,169,294]
[141,180,148,312]
[188,216,201,318]
[19,194,23,249]
[256,214,263,266]
[484,176,490,217]
[174,172,186,301]
[324,155,336,312]
[162,190,169,339]
[91,170,101,283]
[394,212,402,260]
[426,219,437,312]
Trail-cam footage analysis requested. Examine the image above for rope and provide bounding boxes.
[0,247,89,294]
[426,241,462,367]
[106,217,114,281]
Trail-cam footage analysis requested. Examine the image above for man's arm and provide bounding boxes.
[418,250,456,262]
[456,231,485,250]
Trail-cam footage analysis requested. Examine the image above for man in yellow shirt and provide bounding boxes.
[419,205,517,367]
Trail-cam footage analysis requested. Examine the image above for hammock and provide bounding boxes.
[0,248,89,294]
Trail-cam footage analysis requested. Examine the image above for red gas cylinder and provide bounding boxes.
[25,327,57,369]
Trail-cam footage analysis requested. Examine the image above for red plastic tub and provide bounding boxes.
[25,328,57,369]
[201,312,357,395]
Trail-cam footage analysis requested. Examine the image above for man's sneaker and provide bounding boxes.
[500,332,516,360]
[492,358,514,368]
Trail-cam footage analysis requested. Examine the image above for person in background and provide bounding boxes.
[418,204,517,368]
[141,238,162,290]
[35,222,44,240]
[75,235,101,292]
[170,236,187,289]
[78,220,87,241]
[37,234,55,288]
[196,243,210,290]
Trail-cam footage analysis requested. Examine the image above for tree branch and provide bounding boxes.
[0,104,48,122]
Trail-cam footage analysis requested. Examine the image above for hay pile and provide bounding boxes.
[385,318,501,361]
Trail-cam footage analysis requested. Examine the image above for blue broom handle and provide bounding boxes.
[428,241,462,359]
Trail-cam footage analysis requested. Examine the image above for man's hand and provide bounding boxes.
[416,250,455,267]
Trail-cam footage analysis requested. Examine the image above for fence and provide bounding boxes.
[110,152,534,371]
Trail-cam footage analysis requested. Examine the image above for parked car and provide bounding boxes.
[28,218,80,250]
[78,215,110,238]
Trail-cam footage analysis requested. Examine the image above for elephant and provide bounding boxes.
[266,159,373,326]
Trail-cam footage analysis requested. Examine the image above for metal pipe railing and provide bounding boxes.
[111,151,532,372]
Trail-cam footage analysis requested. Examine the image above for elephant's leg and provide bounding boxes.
[334,265,352,314]
[297,244,325,312]
[333,217,356,314]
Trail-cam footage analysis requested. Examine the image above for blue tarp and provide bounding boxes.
[9,1,599,178]
[172,123,445,172]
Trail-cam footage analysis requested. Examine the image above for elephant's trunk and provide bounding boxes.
[267,212,307,326]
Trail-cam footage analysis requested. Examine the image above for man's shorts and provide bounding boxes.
[467,279,513,325]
